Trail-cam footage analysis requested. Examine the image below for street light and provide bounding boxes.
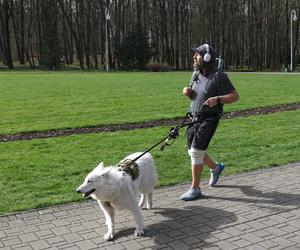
[290,10,297,71]
[105,7,111,72]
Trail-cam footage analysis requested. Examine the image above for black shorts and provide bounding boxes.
[186,115,220,150]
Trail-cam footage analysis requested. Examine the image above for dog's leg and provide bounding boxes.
[138,194,145,208]
[124,177,145,236]
[99,201,115,241]
[146,192,153,210]
[131,205,144,237]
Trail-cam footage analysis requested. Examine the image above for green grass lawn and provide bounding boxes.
[1,110,299,215]
[0,71,299,135]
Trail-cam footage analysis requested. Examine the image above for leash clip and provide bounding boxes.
[169,126,179,139]
[160,126,180,151]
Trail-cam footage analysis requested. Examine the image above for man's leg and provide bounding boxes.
[204,153,217,170]
[191,164,203,188]
[204,152,225,187]
[180,148,204,201]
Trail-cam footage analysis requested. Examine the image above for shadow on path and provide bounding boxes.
[210,185,300,211]
[114,205,238,249]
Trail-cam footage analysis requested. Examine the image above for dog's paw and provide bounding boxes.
[104,233,114,241]
[134,229,144,237]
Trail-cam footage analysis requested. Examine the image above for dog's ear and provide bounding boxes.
[95,162,105,172]
[98,162,104,168]
[101,166,113,177]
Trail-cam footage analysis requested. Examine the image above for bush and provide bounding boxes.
[145,63,171,72]
[117,26,152,70]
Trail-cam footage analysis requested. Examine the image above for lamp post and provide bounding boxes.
[290,10,297,71]
[105,7,111,72]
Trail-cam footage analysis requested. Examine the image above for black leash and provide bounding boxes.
[131,112,194,163]
[131,131,176,163]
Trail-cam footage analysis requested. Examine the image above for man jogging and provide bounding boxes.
[180,44,239,201]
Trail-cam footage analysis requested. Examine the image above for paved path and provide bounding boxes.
[1,163,299,250]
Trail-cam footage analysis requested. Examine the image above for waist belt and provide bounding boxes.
[191,112,220,121]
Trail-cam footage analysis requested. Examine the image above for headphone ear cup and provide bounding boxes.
[204,53,211,62]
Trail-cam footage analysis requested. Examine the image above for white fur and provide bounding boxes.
[76,152,157,240]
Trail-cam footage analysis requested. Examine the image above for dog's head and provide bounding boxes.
[76,162,115,198]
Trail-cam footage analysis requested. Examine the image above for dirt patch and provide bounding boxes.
[1,102,299,142]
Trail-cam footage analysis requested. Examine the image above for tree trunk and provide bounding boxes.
[0,0,14,68]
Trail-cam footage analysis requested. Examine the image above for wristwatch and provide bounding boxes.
[216,96,221,104]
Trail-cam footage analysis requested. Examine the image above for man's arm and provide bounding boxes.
[204,90,239,107]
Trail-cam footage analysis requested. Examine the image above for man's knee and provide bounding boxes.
[188,148,205,165]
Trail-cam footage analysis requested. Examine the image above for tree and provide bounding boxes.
[38,0,61,70]
[0,0,14,68]
[11,0,26,65]
[117,26,152,70]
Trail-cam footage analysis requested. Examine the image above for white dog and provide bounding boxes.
[76,152,157,240]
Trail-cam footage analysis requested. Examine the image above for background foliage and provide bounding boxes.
[117,26,152,70]
[0,0,299,70]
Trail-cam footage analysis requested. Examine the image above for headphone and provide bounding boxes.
[203,44,211,62]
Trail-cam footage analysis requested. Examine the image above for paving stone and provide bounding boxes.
[23,219,41,226]
[121,240,145,250]
[271,237,297,247]
[63,233,84,243]
[51,226,71,236]
[288,234,300,244]
[19,233,39,243]
[284,246,300,250]
[266,226,289,237]
[75,239,98,250]
[247,220,268,230]
[80,231,100,240]
[252,229,272,238]
[3,237,22,246]
[37,223,56,230]
[31,239,50,250]
[14,246,33,250]
[46,236,65,244]
[240,232,264,244]
[245,244,266,250]
[258,239,279,248]
[214,240,239,249]
[59,243,80,250]
[104,244,125,250]
[167,240,190,250]
[232,239,252,248]
[4,227,23,237]
[211,231,232,240]
[21,225,40,233]
[140,239,157,248]
[154,233,173,244]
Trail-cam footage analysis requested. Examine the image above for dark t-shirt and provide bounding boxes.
[189,70,236,115]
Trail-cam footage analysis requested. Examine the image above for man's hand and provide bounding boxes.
[204,96,218,107]
[183,87,192,97]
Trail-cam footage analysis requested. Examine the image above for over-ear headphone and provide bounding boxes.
[203,44,211,62]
